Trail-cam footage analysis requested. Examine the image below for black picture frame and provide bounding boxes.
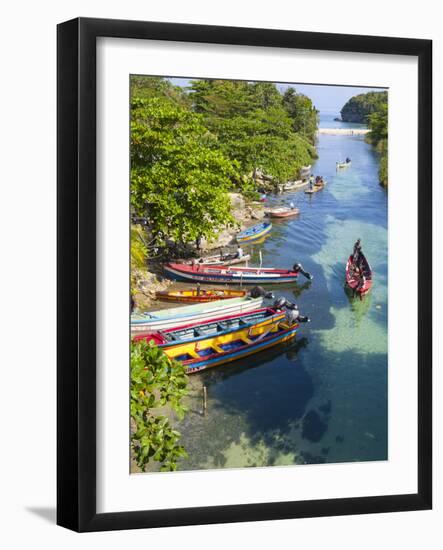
[57,17,432,532]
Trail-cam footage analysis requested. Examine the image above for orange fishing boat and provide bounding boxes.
[155,288,247,303]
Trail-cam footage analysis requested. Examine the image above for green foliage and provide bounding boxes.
[340,90,388,185]
[130,226,148,269]
[130,76,190,107]
[367,103,388,144]
[131,96,239,246]
[367,102,388,186]
[340,91,388,124]
[131,340,189,472]
[189,79,316,185]
[130,76,318,246]
[282,87,319,143]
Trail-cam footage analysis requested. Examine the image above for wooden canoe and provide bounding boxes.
[236,222,272,243]
[131,295,264,332]
[305,182,326,194]
[155,288,247,303]
[137,312,298,374]
[345,251,373,297]
[164,262,305,285]
[133,307,284,348]
[266,207,300,218]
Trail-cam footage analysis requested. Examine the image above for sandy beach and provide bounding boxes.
[317,128,370,135]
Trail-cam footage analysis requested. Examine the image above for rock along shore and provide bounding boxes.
[132,193,265,309]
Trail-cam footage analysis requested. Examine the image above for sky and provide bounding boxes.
[168,77,385,115]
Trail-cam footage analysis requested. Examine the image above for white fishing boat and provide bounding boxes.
[131,295,264,332]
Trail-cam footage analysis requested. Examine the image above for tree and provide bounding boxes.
[131,340,189,472]
[367,102,388,186]
[189,80,317,187]
[131,97,239,247]
[340,91,388,124]
[131,75,190,107]
[282,87,319,143]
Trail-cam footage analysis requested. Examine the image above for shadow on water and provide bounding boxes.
[344,285,373,324]
[177,343,387,470]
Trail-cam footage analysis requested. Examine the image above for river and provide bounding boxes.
[171,120,388,470]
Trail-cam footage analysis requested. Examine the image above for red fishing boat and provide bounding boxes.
[266,207,300,218]
[345,240,373,297]
[164,262,313,285]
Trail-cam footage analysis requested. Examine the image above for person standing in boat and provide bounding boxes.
[237,245,244,259]
[353,239,362,263]
[309,175,314,191]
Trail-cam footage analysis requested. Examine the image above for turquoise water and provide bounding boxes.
[173,129,387,470]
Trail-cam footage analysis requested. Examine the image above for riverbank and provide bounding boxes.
[132,193,265,310]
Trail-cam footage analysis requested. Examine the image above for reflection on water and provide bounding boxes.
[169,130,388,471]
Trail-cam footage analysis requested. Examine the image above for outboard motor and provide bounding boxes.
[279,298,311,323]
[293,262,313,281]
[273,296,287,310]
[250,285,265,298]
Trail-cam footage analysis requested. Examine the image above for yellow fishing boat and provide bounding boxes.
[160,310,297,373]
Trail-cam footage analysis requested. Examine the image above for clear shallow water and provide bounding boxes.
[173,132,388,471]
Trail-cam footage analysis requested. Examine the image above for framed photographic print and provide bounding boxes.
[57,18,432,532]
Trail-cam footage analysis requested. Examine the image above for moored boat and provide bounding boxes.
[266,207,300,218]
[175,253,250,266]
[164,262,313,285]
[236,222,272,243]
[304,183,325,194]
[155,287,247,303]
[131,295,264,332]
[345,239,373,297]
[160,317,300,373]
[133,307,285,349]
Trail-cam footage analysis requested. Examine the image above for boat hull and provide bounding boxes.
[164,263,299,285]
[345,254,373,296]
[236,222,272,243]
[131,296,264,332]
[155,288,247,303]
[267,208,300,218]
[304,185,325,194]
[165,321,298,373]
[134,308,285,350]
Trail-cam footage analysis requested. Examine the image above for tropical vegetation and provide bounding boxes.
[340,91,388,124]
[130,77,318,251]
[341,90,388,186]
[131,340,189,472]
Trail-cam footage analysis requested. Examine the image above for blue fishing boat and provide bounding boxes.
[236,222,272,243]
